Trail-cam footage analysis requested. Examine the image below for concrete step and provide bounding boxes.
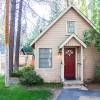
[63,81,88,90]
[64,80,83,85]
[63,84,88,90]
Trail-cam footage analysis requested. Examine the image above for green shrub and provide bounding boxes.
[19,67,44,86]
[20,65,34,72]
[11,65,34,78]
[19,65,34,70]
[93,66,100,83]
[11,70,22,77]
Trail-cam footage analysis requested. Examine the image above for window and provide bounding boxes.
[67,21,75,33]
[39,48,52,68]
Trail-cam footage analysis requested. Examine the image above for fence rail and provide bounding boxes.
[0,54,34,75]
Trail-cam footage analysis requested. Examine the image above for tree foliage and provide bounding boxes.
[79,0,88,16]
[79,0,100,51]
[87,0,100,31]
[21,0,63,47]
[84,28,100,51]
[49,0,62,21]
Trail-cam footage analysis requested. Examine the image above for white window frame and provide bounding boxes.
[66,21,76,35]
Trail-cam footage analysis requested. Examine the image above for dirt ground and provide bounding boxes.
[86,84,100,90]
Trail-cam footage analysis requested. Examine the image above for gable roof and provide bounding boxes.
[30,5,97,46]
[59,34,87,48]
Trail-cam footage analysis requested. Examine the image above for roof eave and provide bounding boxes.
[59,34,87,49]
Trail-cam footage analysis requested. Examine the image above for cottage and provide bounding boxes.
[30,5,100,84]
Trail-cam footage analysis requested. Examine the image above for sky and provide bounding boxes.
[30,1,51,20]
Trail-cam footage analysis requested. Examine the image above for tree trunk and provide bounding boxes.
[64,0,73,8]
[14,0,23,69]
[9,0,16,75]
[5,0,10,87]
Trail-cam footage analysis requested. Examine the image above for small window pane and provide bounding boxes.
[39,58,49,63]
[67,21,75,33]
[40,54,49,58]
[39,48,52,68]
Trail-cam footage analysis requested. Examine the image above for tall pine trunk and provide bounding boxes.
[9,0,16,75]
[14,0,23,69]
[5,0,10,87]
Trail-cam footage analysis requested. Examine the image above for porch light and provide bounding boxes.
[58,48,62,55]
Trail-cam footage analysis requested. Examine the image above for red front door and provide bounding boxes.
[64,48,75,80]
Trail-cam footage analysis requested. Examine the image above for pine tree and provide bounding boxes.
[80,0,88,16]
[9,0,16,74]
[15,0,23,69]
[96,1,100,31]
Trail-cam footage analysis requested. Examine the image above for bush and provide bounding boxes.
[11,65,34,78]
[19,67,44,86]
[11,70,22,77]
[93,66,100,83]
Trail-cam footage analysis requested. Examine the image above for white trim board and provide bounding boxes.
[59,34,87,48]
[30,5,97,46]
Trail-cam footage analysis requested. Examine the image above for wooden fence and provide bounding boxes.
[0,54,34,75]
